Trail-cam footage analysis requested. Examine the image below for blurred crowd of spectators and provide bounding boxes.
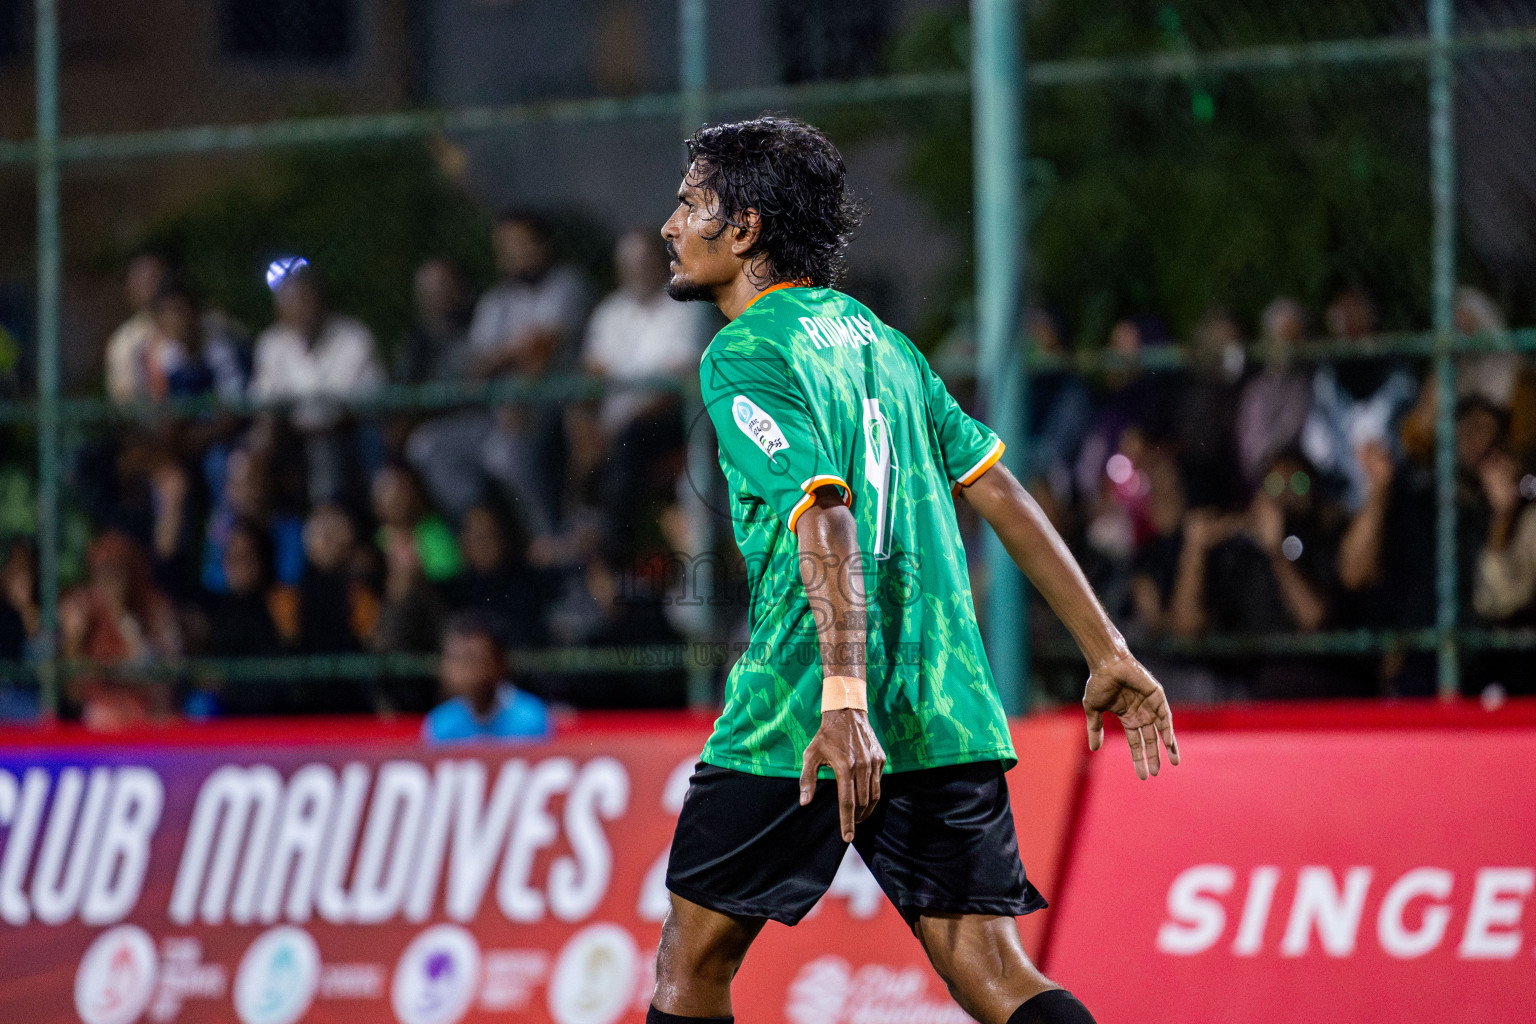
[980,286,1536,703]
[7,211,706,727]
[3,209,1535,725]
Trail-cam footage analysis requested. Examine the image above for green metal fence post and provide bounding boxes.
[34,0,61,719]
[1428,0,1459,698]
[680,0,707,135]
[972,0,1028,714]
[679,0,715,709]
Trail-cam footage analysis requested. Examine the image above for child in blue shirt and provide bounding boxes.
[422,611,550,744]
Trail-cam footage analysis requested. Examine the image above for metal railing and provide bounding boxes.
[10,0,1536,718]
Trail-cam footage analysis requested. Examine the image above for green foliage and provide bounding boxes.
[889,2,1434,347]
[141,142,496,353]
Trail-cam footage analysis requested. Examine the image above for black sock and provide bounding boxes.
[1007,988,1097,1024]
[646,1007,733,1024]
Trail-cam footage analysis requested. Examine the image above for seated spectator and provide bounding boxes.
[1473,450,1536,696]
[1167,451,1339,635]
[422,612,550,744]
[442,502,551,648]
[1106,447,1223,703]
[1073,440,1146,629]
[582,229,702,440]
[0,540,42,662]
[372,464,461,583]
[1473,449,1536,623]
[1172,308,1247,510]
[251,263,385,505]
[396,258,475,387]
[145,454,204,602]
[577,229,702,551]
[365,525,448,713]
[1179,453,1349,697]
[1400,286,1521,465]
[104,249,172,405]
[60,532,182,729]
[1300,285,1418,510]
[1127,449,1194,638]
[407,211,587,531]
[97,279,246,589]
[288,503,377,655]
[72,430,205,605]
[1237,297,1313,487]
[202,446,306,595]
[1338,397,1504,694]
[387,258,475,455]
[1022,309,1092,518]
[1073,315,1185,504]
[1455,286,1520,408]
[138,279,250,404]
[1450,287,1536,469]
[472,211,588,380]
[194,519,290,716]
[202,520,285,661]
[372,527,446,657]
[1508,364,1536,472]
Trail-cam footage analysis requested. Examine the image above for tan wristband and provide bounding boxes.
[820,675,868,713]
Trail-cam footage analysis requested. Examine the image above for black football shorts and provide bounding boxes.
[664,759,1047,927]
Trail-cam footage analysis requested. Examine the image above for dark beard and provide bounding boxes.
[666,276,715,303]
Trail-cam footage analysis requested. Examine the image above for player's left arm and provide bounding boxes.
[796,487,886,842]
[962,462,1179,781]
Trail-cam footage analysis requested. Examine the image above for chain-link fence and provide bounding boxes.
[1007,0,1536,706]
[1,0,1534,722]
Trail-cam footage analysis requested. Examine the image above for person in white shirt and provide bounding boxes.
[535,231,705,567]
[467,212,587,378]
[582,229,706,438]
[406,212,587,533]
[104,250,172,405]
[251,264,385,503]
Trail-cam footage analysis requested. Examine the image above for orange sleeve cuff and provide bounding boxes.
[787,474,853,533]
[956,438,1005,488]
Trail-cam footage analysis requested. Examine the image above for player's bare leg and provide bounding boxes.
[913,913,1095,1024]
[651,893,765,1019]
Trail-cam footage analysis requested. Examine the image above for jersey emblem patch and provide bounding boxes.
[732,395,790,461]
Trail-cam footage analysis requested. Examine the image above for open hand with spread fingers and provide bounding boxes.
[1083,653,1180,780]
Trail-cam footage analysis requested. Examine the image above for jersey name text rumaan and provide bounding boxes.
[799,315,880,350]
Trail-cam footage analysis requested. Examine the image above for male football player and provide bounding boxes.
[652,116,1178,1024]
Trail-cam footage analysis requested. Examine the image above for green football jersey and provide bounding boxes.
[698,284,1015,777]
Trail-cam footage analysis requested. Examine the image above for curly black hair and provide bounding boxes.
[685,116,863,289]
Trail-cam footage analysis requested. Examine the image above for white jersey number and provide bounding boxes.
[862,398,898,560]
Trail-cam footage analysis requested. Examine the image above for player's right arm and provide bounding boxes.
[697,337,884,838]
[795,487,885,843]
[962,462,1179,781]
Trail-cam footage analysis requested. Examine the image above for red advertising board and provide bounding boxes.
[1046,724,1536,1024]
[18,701,1530,1024]
[0,714,1082,1024]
